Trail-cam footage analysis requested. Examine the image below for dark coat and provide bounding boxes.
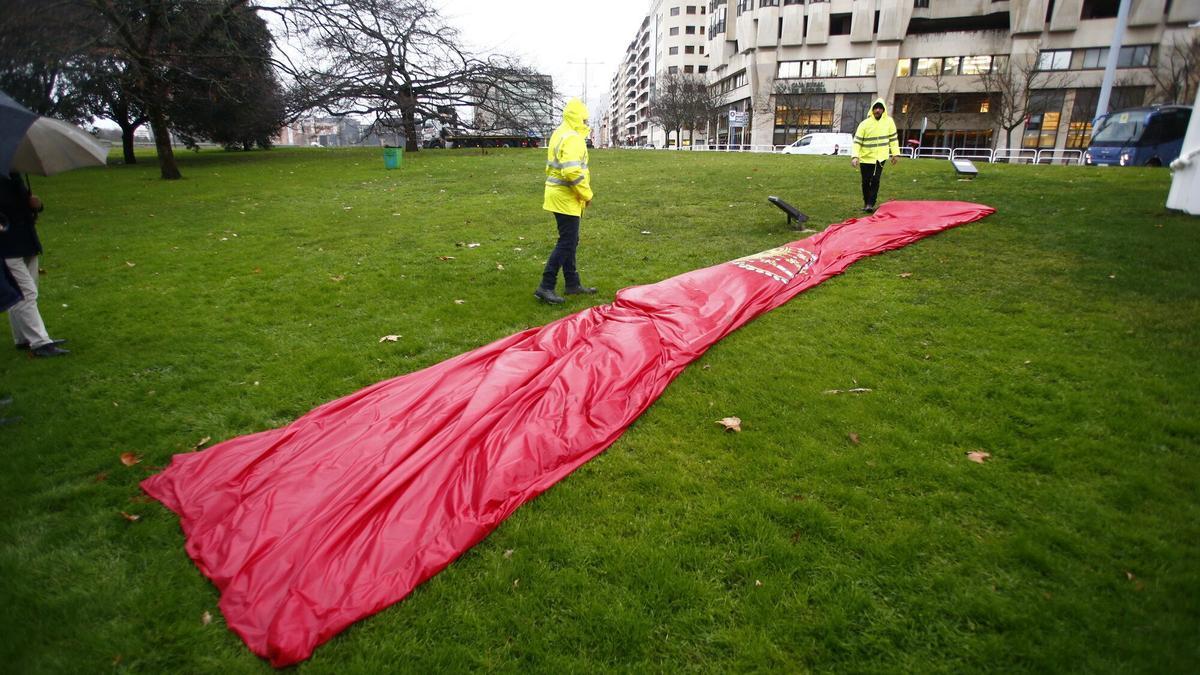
[0,172,42,259]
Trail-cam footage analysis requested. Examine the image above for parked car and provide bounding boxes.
[1085,105,1192,167]
[781,132,854,156]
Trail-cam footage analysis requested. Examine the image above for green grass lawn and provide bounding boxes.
[0,146,1196,673]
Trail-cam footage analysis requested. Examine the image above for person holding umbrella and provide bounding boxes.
[1,172,67,356]
[0,89,107,358]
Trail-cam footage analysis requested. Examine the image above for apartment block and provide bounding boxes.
[602,3,716,147]
[703,0,1198,151]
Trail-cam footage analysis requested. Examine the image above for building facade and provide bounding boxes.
[702,0,1199,152]
[602,4,717,147]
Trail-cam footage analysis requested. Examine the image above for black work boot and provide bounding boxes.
[564,285,597,295]
[534,287,565,304]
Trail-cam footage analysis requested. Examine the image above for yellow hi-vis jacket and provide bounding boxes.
[543,98,593,216]
[852,98,900,163]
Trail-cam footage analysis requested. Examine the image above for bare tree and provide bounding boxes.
[977,50,1074,152]
[649,71,692,147]
[686,77,722,146]
[923,68,954,141]
[279,0,554,152]
[1150,34,1200,105]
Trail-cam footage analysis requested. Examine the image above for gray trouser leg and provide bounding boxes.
[4,256,52,349]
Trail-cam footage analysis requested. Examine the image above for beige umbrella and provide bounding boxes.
[10,116,108,176]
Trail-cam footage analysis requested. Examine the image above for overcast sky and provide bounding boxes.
[440,0,652,116]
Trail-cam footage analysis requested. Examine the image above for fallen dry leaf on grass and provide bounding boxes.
[120,511,140,522]
[119,452,141,467]
[192,436,211,451]
[202,611,213,625]
[755,580,762,587]
[125,261,136,267]
[495,263,505,270]
[1125,571,1145,590]
[716,416,742,432]
[437,255,455,261]
[329,275,345,282]
[848,433,861,445]
[93,471,108,482]
[379,335,401,343]
[503,549,514,559]
[966,451,991,464]
[454,299,465,305]
[898,272,912,278]
[822,388,873,395]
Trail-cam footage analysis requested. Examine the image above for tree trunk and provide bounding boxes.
[148,104,181,180]
[402,107,419,153]
[119,123,137,164]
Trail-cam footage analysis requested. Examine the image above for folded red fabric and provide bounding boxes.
[143,200,995,666]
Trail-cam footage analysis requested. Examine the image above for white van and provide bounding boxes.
[781,132,853,156]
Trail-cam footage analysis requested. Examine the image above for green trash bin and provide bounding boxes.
[383,146,403,169]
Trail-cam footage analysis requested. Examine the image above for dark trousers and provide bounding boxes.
[859,160,885,207]
[540,211,581,290]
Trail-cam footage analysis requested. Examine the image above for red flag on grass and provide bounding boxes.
[143,200,994,666]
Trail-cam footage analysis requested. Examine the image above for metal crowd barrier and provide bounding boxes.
[1034,149,1085,165]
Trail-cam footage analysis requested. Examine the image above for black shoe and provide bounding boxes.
[16,338,67,351]
[564,285,597,295]
[862,204,876,213]
[534,287,565,304]
[30,343,70,358]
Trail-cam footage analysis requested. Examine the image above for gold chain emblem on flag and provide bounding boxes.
[730,245,818,284]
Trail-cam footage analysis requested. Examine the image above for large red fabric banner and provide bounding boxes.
[143,201,994,666]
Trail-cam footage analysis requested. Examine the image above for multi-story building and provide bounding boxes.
[704,0,1199,152]
[602,4,717,147]
[605,15,654,146]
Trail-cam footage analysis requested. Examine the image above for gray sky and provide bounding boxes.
[440,0,651,116]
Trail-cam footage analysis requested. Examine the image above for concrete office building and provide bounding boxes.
[702,0,1199,152]
[602,3,715,147]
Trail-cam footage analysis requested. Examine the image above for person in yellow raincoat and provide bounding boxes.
[535,98,595,304]
[850,98,900,213]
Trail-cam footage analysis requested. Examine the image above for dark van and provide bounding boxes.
[1085,105,1192,167]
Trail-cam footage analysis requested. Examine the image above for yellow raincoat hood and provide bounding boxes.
[562,98,590,135]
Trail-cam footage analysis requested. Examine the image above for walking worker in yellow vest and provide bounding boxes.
[535,98,596,305]
[850,98,901,213]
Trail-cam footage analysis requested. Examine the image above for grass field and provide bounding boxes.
[0,145,1196,673]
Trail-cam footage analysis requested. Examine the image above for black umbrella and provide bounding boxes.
[0,90,39,176]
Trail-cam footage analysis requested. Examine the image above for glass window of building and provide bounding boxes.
[685,45,695,54]
[671,7,680,16]
[670,26,679,35]
[960,55,992,75]
[942,57,960,75]
[684,65,694,73]
[699,65,708,73]
[896,59,912,77]
[686,5,696,13]
[916,57,943,76]
[778,61,801,79]
[773,94,835,145]
[669,65,679,74]
[801,61,815,78]
[845,58,876,77]
[669,46,679,55]
[686,25,696,34]
[815,60,837,77]
[1037,50,1071,71]
[841,94,872,133]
